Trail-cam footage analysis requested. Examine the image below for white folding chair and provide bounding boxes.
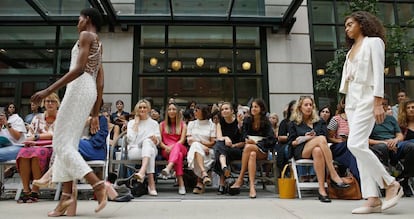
[290,158,326,198]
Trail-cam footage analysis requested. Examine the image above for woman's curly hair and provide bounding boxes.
[398,99,414,129]
[345,11,386,48]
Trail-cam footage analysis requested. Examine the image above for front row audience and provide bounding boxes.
[4,95,414,202]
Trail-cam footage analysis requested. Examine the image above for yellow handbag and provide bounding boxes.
[278,164,296,199]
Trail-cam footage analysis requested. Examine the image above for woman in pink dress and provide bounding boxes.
[159,103,188,195]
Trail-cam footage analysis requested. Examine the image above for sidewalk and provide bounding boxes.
[1,185,413,219]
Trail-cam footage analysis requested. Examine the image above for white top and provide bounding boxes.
[0,114,26,144]
[126,118,160,148]
[187,119,216,141]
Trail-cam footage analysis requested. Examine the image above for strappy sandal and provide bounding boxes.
[30,192,39,202]
[92,181,110,213]
[17,192,35,203]
[201,171,211,186]
[48,192,74,217]
[222,166,231,179]
[192,185,205,194]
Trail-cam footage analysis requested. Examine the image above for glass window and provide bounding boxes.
[236,77,262,105]
[378,3,395,25]
[60,26,78,47]
[167,77,235,104]
[236,27,260,47]
[235,49,260,74]
[313,51,334,71]
[141,49,166,73]
[166,49,233,74]
[0,0,39,16]
[35,0,90,16]
[0,49,54,74]
[0,26,56,47]
[57,49,72,74]
[311,1,334,24]
[397,3,414,25]
[337,26,346,48]
[141,26,165,46]
[313,26,337,49]
[169,26,232,47]
[335,1,349,23]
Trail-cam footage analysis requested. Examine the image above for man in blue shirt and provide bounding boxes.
[369,98,414,197]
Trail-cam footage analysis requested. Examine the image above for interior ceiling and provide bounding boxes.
[0,0,303,33]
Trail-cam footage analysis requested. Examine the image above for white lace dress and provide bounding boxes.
[52,38,102,182]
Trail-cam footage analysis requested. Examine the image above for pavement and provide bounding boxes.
[1,181,413,219]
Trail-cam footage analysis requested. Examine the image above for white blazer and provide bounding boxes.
[339,36,385,109]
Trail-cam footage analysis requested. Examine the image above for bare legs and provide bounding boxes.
[18,158,42,194]
[230,144,267,197]
[301,136,345,196]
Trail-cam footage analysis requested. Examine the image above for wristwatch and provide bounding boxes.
[34,134,40,141]
[7,123,12,129]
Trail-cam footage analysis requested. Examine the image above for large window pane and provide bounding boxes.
[166,49,233,74]
[167,77,234,104]
[236,77,262,105]
[235,49,260,74]
[35,0,90,16]
[0,0,38,16]
[397,4,414,25]
[335,1,349,23]
[236,27,260,47]
[311,1,334,24]
[378,3,395,25]
[313,51,334,71]
[313,26,337,49]
[141,26,165,46]
[60,26,78,47]
[0,49,54,74]
[0,26,56,47]
[169,26,232,47]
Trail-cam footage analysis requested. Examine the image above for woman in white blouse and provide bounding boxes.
[186,104,216,194]
[127,99,161,196]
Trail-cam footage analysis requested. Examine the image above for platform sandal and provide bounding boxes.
[17,191,36,203]
[47,192,74,217]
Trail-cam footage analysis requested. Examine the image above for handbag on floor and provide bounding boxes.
[328,171,361,200]
[278,164,296,199]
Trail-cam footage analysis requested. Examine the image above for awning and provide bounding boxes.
[0,0,303,33]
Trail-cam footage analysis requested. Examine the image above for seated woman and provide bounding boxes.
[327,98,360,183]
[0,107,27,162]
[16,93,59,203]
[159,103,188,195]
[229,99,276,198]
[288,96,349,203]
[102,110,120,147]
[213,102,244,194]
[186,104,216,194]
[396,99,414,196]
[127,99,160,196]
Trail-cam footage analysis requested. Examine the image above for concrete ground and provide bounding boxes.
[1,179,413,219]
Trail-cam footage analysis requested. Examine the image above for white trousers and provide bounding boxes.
[128,138,157,173]
[346,88,394,198]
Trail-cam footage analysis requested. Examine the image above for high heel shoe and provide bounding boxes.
[33,178,52,188]
[105,181,119,200]
[66,186,77,217]
[133,172,145,183]
[47,193,74,217]
[147,186,158,196]
[318,193,331,203]
[92,181,108,213]
[330,180,350,189]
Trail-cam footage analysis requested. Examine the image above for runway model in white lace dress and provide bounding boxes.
[31,8,115,217]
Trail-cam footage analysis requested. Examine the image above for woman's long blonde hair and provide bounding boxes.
[290,96,320,125]
[163,103,183,134]
[398,99,414,129]
[134,99,151,118]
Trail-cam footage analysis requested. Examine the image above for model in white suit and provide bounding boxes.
[340,11,403,214]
